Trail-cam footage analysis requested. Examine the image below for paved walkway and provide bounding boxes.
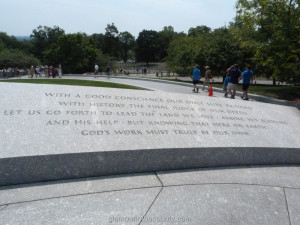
[63,74,299,108]
[1,167,299,224]
[1,74,299,224]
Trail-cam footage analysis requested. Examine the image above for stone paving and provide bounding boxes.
[0,167,299,224]
[62,74,299,108]
[0,74,299,225]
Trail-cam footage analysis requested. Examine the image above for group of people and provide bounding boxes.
[1,68,22,79]
[192,64,254,100]
[224,64,253,100]
[191,65,213,93]
[94,64,111,79]
[29,65,62,79]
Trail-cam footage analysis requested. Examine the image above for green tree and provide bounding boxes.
[94,51,114,72]
[30,25,65,63]
[136,30,161,63]
[204,27,246,75]
[188,25,211,37]
[166,26,247,76]
[166,36,201,75]
[103,23,120,59]
[20,39,35,55]
[235,0,300,84]
[157,26,176,61]
[118,31,135,62]
[0,32,40,68]
[0,49,40,68]
[0,32,22,49]
[89,33,105,51]
[43,33,99,73]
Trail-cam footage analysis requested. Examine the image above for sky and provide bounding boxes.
[0,0,237,38]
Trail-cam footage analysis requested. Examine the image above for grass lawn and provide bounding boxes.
[0,79,146,90]
[243,85,300,103]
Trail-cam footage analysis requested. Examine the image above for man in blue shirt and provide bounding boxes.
[227,64,241,99]
[239,65,254,100]
[191,65,201,93]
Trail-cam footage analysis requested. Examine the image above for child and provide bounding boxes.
[223,72,230,97]
[202,66,213,91]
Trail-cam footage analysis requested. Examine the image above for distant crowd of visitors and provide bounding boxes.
[0,65,63,79]
[191,64,254,101]
[29,65,63,78]
[0,67,22,79]
[2,63,254,101]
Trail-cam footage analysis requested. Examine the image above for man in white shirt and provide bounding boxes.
[94,64,99,78]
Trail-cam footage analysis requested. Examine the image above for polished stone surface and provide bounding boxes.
[0,167,299,224]
[157,166,300,188]
[1,83,299,158]
[0,187,161,225]
[1,83,299,185]
[0,173,161,205]
[1,78,299,224]
[142,184,290,225]
[285,188,300,225]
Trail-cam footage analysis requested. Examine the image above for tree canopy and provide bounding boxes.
[43,33,100,73]
[0,32,40,68]
[234,0,300,84]
[1,1,299,84]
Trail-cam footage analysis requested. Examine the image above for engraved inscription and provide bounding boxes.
[2,92,290,140]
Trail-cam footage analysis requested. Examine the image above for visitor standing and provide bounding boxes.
[51,66,57,78]
[16,68,20,79]
[58,64,62,78]
[46,66,50,78]
[2,68,7,79]
[227,64,241,99]
[202,66,213,91]
[30,66,34,78]
[35,66,40,78]
[94,63,99,78]
[105,64,111,79]
[239,65,254,100]
[223,72,230,97]
[43,66,48,77]
[191,65,201,92]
